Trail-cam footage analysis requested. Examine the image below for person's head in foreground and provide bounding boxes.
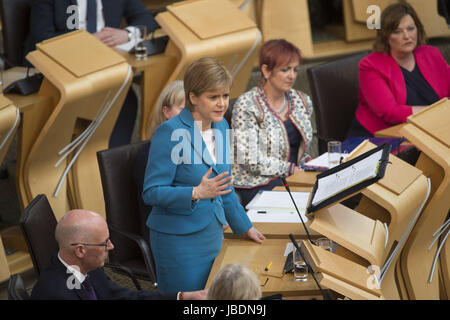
[56,209,113,275]
[207,263,262,300]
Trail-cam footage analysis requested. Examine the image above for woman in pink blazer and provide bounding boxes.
[348,2,450,137]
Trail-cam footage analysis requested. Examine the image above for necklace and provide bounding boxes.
[273,95,287,114]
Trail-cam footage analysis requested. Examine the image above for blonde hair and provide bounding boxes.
[147,80,185,139]
[207,264,262,300]
[184,57,232,111]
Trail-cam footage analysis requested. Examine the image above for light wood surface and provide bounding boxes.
[301,240,383,299]
[345,140,430,299]
[309,204,387,268]
[286,170,319,188]
[260,0,374,60]
[374,123,407,139]
[407,98,450,149]
[0,95,19,166]
[22,30,131,219]
[135,0,261,140]
[299,139,430,299]
[207,238,325,297]
[0,226,33,282]
[399,99,450,299]
[407,0,450,38]
[352,0,397,23]
[167,0,255,39]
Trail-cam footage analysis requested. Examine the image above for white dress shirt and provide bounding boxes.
[76,0,105,32]
[58,253,86,288]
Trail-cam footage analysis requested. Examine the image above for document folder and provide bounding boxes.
[307,144,391,214]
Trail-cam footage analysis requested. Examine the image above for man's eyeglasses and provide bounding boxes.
[70,238,110,248]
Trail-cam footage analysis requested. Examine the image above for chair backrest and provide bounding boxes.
[8,274,30,300]
[0,0,31,67]
[19,194,59,275]
[96,141,151,264]
[307,51,369,154]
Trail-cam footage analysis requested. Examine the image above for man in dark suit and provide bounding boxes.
[31,209,207,300]
[24,0,160,148]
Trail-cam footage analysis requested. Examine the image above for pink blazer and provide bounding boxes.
[355,45,450,134]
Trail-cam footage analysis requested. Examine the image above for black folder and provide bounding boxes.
[307,144,392,214]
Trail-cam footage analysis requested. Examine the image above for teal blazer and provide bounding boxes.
[142,108,252,235]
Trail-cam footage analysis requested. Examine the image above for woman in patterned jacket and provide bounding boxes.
[231,39,314,207]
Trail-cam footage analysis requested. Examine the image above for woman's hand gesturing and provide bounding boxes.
[193,168,233,200]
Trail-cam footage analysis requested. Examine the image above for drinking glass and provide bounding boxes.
[316,237,333,252]
[327,141,342,168]
[134,25,147,60]
[293,245,308,282]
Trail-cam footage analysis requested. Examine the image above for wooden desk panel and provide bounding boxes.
[207,238,324,297]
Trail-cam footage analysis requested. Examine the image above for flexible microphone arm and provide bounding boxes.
[280,176,315,245]
[288,234,331,300]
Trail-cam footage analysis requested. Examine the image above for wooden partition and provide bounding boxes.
[20,30,132,219]
[0,95,28,283]
[399,98,450,300]
[259,0,449,60]
[139,0,261,139]
[299,140,429,299]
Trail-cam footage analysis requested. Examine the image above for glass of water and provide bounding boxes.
[327,141,342,168]
[293,246,308,282]
[134,25,147,60]
[316,237,332,251]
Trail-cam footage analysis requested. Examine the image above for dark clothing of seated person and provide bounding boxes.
[23,0,159,148]
[31,209,206,300]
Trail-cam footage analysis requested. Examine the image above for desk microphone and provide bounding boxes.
[280,176,315,245]
[288,233,331,300]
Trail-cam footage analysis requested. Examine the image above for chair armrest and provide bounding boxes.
[109,224,157,286]
[103,262,142,291]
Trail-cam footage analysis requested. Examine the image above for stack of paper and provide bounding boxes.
[311,149,383,206]
[245,191,310,223]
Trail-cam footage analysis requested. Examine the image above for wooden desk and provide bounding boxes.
[207,238,324,298]
[374,124,407,139]
[286,170,319,188]
[224,186,322,239]
[1,67,50,112]
[116,49,177,140]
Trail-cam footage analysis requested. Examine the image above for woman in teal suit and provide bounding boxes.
[142,57,265,292]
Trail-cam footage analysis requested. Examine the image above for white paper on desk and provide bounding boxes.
[304,152,330,168]
[284,242,302,256]
[247,208,308,224]
[116,40,137,52]
[312,149,383,206]
[246,191,310,210]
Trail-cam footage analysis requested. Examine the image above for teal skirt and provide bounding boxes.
[150,217,223,292]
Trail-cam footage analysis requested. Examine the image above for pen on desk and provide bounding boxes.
[265,261,273,272]
[300,165,328,172]
[257,210,267,214]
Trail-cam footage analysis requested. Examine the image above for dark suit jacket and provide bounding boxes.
[24,0,159,60]
[31,254,177,300]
